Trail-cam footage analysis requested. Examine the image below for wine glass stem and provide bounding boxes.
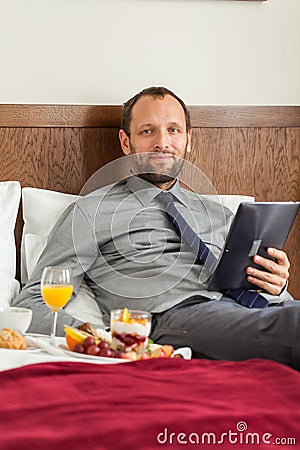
[50,310,58,345]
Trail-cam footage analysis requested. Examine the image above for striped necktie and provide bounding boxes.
[158,191,269,309]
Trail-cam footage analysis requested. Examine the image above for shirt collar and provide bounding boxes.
[126,175,189,207]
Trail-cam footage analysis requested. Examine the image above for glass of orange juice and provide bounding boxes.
[41,266,73,345]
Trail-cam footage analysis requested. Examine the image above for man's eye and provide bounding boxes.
[141,129,152,135]
[169,128,180,134]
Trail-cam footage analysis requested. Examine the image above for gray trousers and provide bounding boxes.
[150,296,300,370]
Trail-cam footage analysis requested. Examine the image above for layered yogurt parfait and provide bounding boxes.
[110,308,152,356]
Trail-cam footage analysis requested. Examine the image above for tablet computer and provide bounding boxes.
[208,201,300,291]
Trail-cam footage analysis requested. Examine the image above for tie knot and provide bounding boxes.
[157,191,174,206]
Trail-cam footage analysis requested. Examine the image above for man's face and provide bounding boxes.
[119,95,192,187]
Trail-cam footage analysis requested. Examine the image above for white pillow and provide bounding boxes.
[0,181,21,306]
[21,187,103,324]
[21,187,79,283]
[202,195,255,214]
[24,234,47,282]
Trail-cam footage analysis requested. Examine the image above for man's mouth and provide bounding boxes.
[149,153,174,162]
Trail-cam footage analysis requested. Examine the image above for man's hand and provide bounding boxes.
[246,248,290,296]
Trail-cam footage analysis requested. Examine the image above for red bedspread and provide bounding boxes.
[0,358,299,450]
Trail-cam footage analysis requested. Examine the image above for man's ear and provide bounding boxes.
[186,128,192,153]
[119,129,131,156]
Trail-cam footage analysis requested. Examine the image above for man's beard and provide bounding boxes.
[129,141,189,185]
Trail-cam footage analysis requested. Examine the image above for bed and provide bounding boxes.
[1,358,300,449]
[0,104,299,449]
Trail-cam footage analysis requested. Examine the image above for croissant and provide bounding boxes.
[0,328,27,350]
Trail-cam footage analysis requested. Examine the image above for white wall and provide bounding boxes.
[0,0,299,105]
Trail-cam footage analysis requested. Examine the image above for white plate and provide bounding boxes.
[0,339,41,353]
[172,347,192,359]
[59,345,129,364]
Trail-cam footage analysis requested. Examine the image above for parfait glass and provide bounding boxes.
[41,266,73,345]
[110,309,152,357]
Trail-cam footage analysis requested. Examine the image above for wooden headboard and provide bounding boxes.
[0,105,299,297]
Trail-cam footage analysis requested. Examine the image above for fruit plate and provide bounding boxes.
[59,345,129,364]
[59,344,192,363]
[63,325,192,362]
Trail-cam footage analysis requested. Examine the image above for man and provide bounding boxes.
[13,87,299,369]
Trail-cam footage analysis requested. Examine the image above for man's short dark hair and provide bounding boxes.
[121,86,191,137]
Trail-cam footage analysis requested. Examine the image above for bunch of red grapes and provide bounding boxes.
[73,336,124,358]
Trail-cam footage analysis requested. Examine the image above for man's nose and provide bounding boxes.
[154,130,170,150]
